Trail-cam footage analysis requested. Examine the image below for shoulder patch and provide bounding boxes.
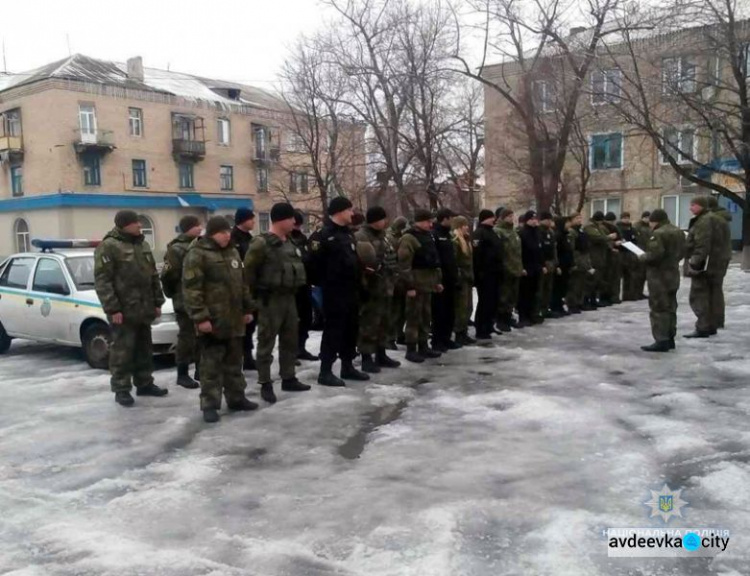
[472,239,480,247]
[311,240,321,251]
[231,260,240,269]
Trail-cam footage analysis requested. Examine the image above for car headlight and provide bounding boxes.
[153,313,177,325]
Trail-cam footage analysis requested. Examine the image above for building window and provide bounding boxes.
[711,131,722,161]
[129,108,143,137]
[13,219,30,254]
[533,80,554,113]
[10,165,23,197]
[79,104,97,140]
[3,109,22,136]
[256,166,269,192]
[590,197,621,218]
[287,133,306,153]
[590,133,623,170]
[661,194,694,230]
[220,165,234,191]
[662,57,696,95]
[661,127,696,165]
[82,154,101,186]
[258,212,270,233]
[217,118,231,146]
[138,215,155,248]
[591,69,622,104]
[289,171,309,194]
[179,162,194,189]
[132,159,147,188]
[253,124,268,159]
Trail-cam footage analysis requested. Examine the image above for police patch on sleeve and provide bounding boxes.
[231,260,240,269]
[311,240,320,251]
[472,239,480,247]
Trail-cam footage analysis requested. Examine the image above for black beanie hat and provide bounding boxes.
[649,209,669,223]
[494,206,505,219]
[413,208,433,222]
[436,208,455,222]
[605,211,617,221]
[115,210,139,229]
[234,207,255,226]
[293,210,304,226]
[328,196,354,216]
[641,211,651,219]
[539,211,553,221]
[592,211,605,222]
[205,215,232,237]
[478,209,495,222]
[179,215,201,234]
[523,210,538,222]
[271,202,296,223]
[366,206,387,224]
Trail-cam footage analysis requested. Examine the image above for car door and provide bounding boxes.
[0,256,37,336]
[28,257,74,342]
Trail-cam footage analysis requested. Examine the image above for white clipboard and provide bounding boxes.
[621,241,645,257]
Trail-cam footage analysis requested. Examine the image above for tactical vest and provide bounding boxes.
[256,233,307,292]
[410,229,440,269]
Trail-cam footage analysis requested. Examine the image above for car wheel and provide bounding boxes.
[82,323,112,370]
[0,321,12,354]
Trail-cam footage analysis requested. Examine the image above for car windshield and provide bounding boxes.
[65,256,96,290]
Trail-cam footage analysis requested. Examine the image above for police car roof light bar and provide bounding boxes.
[31,239,102,252]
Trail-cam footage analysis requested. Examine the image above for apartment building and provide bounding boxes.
[0,54,366,258]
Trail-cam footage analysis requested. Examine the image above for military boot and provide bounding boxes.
[385,340,399,351]
[418,342,442,359]
[203,409,220,423]
[115,391,134,407]
[668,338,676,350]
[228,396,259,411]
[136,384,169,397]
[641,341,671,352]
[260,382,277,404]
[281,378,312,392]
[318,370,346,387]
[341,362,370,381]
[405,344,425,363]
[683,330,712,339]
[376,348,401,368]
[176,364,200,389]
[455,332,476,346]
[297,349,319,361]
[360,354,381,374]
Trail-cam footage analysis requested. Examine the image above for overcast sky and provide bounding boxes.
[1,0,330,89]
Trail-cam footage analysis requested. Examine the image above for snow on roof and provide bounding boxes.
[0,54,288,112]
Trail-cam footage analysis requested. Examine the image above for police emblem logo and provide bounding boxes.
[231,260,240,269]
[311,240,321,251]
[659,495,673,513]
[40,299,52,318]
[472,239,480,247]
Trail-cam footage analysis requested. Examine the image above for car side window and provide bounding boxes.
[32,259,70,296]
[0,257,35,290]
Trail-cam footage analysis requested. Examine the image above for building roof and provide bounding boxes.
[0,54,289,112]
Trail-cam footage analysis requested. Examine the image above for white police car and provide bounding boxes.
[0,239,178,369]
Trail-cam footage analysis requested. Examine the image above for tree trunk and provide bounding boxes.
[742,188,750,271]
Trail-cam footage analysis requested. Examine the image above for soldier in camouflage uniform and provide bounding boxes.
[355,206,401,373]
[618,212,640,301]
[632,211,651,299]
[584,211,616,306]
[386,216,408,348]
[290,211,319,361]
[494,208,523,332]
[537,211,558,319]
[566,212,593,313]
[706,195,733,329]
[161,215,203,390]
[94,210,168,407]
[245,203,311,404]
[604,212,623,304]
[684,196,727,338]
[452,216,476,345]
[231,208,257,371]
[183,216,257,423]
[398,209,443,363]
[639,209,686,352]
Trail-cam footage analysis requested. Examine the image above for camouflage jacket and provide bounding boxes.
[160,234,194,312]
[633,221,651,248]
[710,207,733,264]
[686,210,725,276]
[453,234,474,285]
[643,222,686,292]
[94,227,165,324]
[584,222,610,269]
[569,226,592,272]
[355,224,398,297]
[398,228,442,292]
[182,237,251,339]
[244,232,307,310]
[494,221,523,277]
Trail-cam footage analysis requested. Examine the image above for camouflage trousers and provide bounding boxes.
[689,274,724,333]
[359,291,390,354]
[109,322,154,393]
[256,293,298,385]
[198,335,246,411]
[621,254,643,301]
[647,280,678,342]
[388,284,406,341]
[405,291,432,344]
[497,276,520,318]
[607,253,623,302]
[175,309,197,366]
[454,281,473,334]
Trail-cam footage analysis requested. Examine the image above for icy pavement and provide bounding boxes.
[1,269,749,576]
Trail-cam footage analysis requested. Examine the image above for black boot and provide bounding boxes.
[177,364,199,389]
[297,349,319,361]
[193,363,200,382]
[318,370,346,387]
[260,382,277,404]
[641,341,671,352]
[203,409,220,423]
[361,353,381,374]
[684,330,712,339]
[136,383,168,397]
[227,396,259,411]
[341,361,370,381]
[405,343,425,363]
[455,332,476,346]
[431,341,449,353]
[243,351,257,371]
[495,321,511,333]
[396,334,406,345]
[385,340,399,351]
[668,338,676,350]
[376,348,401,368]
[419,342,442,359]
[445,340,462,350]
[115,391,134,407]
[281,377,312,392]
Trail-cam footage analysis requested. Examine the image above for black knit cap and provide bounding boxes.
[592,211,605,222]
[179,215,201,233]
[413,208,433,223]
[539,211,553,221]
[328,196,354,216]
[271,202,296,223]
[478,209,495,223]
[366,206,387,224]
[641,211,651,218]
[494,206,505,219]
[205,215,232,237]
[604,211,617,221]
[435,208,455,222]
[115,210,139,229]
[523,210,538,222]
[293,210,304,226]
[234,207,255,225]
[649,209,669,223]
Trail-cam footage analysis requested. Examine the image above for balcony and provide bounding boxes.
[173,138,206,160]
[0,135,23,163]
[253,145,280,164]
[73,129,116,155]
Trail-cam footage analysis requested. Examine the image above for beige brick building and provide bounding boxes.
[0,54,366,258]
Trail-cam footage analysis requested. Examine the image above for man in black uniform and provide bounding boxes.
[290,210,318,361]
[472,209,503,341]
[310,197,369,387]
[431,208,458,352]
[230,207,257,371]
[550,216,572,315]
[517,210,543,326]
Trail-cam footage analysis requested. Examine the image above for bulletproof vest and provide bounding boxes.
[256,233,307,291]
[410,229,440,269]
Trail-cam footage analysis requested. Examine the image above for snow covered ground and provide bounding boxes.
[1,268,749,576]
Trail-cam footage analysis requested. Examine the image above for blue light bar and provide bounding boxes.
[31,239,102,252]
